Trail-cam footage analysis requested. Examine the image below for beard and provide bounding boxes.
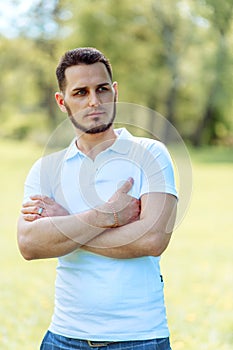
[64,101,116,135]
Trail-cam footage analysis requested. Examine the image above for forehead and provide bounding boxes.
[64,62,111,90]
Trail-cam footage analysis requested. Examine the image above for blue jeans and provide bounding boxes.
[40,331,172,349]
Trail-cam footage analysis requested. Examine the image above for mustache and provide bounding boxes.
[64,101,116,119]
[85,108,106,116]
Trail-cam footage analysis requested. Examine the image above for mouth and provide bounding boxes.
[86,110,105,117]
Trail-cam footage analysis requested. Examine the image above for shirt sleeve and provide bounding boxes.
[23,157,52,203]
[139,140,178,198]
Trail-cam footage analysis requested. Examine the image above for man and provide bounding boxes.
[17,47,177,350]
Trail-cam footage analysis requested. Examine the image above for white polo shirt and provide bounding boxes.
[24,128,177,341]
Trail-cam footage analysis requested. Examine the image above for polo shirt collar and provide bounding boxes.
[64,128,133,160]
[64,137,80,161]
[108,128,133,154]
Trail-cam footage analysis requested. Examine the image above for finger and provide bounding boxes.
[23,214,41,222]
[117,177,134,194]
[30,195,54,204]
[21,207,32,214]
[21,206,45,215]
[22,199,43,208]
[21,206,38,214]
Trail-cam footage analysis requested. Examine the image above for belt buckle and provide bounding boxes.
[87,340,111,347]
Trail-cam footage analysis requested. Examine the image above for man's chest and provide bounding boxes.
[53,157,144,214]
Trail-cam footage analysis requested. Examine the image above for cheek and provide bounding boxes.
[65,99,86,112]
[102,91,116,103]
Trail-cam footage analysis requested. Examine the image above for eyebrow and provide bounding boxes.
[71,82,111,92]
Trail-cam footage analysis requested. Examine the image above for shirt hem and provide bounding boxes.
[48,325,169,341]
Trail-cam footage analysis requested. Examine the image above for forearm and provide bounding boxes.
[82,193,177,259]
[82,219,171,259]
[18,180,140,261]
[17,208,112,260]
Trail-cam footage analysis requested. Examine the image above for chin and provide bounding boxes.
[70,114,114,134]
[85,122,113,134]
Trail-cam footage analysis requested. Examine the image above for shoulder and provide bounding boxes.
[132,136,170,158]
[133,135,165,148]
[41,148,68,167]
[28,148,68,177]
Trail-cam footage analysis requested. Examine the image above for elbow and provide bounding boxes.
[148,246,165,257]
[18,235,35,260]
[147,230,172,257]
[17,223,38,261]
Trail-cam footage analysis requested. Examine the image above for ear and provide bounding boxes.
[55,92,67,113]
[112,81,118,102]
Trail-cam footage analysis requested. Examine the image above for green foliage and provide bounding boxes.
[0,0,233,145]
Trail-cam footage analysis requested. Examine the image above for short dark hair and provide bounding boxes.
[56,47,113,92]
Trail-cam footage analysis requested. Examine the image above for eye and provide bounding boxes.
[74,89,87,96]
[97,86,109,93]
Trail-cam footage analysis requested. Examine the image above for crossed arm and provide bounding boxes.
[82,192,177,258]
[17,179,177,260]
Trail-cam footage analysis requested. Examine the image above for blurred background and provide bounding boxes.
[0,0,233,146]
[0,0,232,349]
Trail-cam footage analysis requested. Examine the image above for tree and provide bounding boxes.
[67,0,191,139]
[1,0,232,145]
[191,0,233,146]
[21,0,71,128]
[1,0,73,139]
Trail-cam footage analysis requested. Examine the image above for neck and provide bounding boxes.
[75,127,117,160]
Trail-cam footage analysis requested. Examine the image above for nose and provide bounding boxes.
[88,91,100,107]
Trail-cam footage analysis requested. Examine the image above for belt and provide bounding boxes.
[87,340,116,347]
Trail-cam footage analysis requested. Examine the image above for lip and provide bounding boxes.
[86,111,105,117]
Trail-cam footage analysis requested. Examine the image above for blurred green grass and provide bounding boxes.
[0,139,232,349]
